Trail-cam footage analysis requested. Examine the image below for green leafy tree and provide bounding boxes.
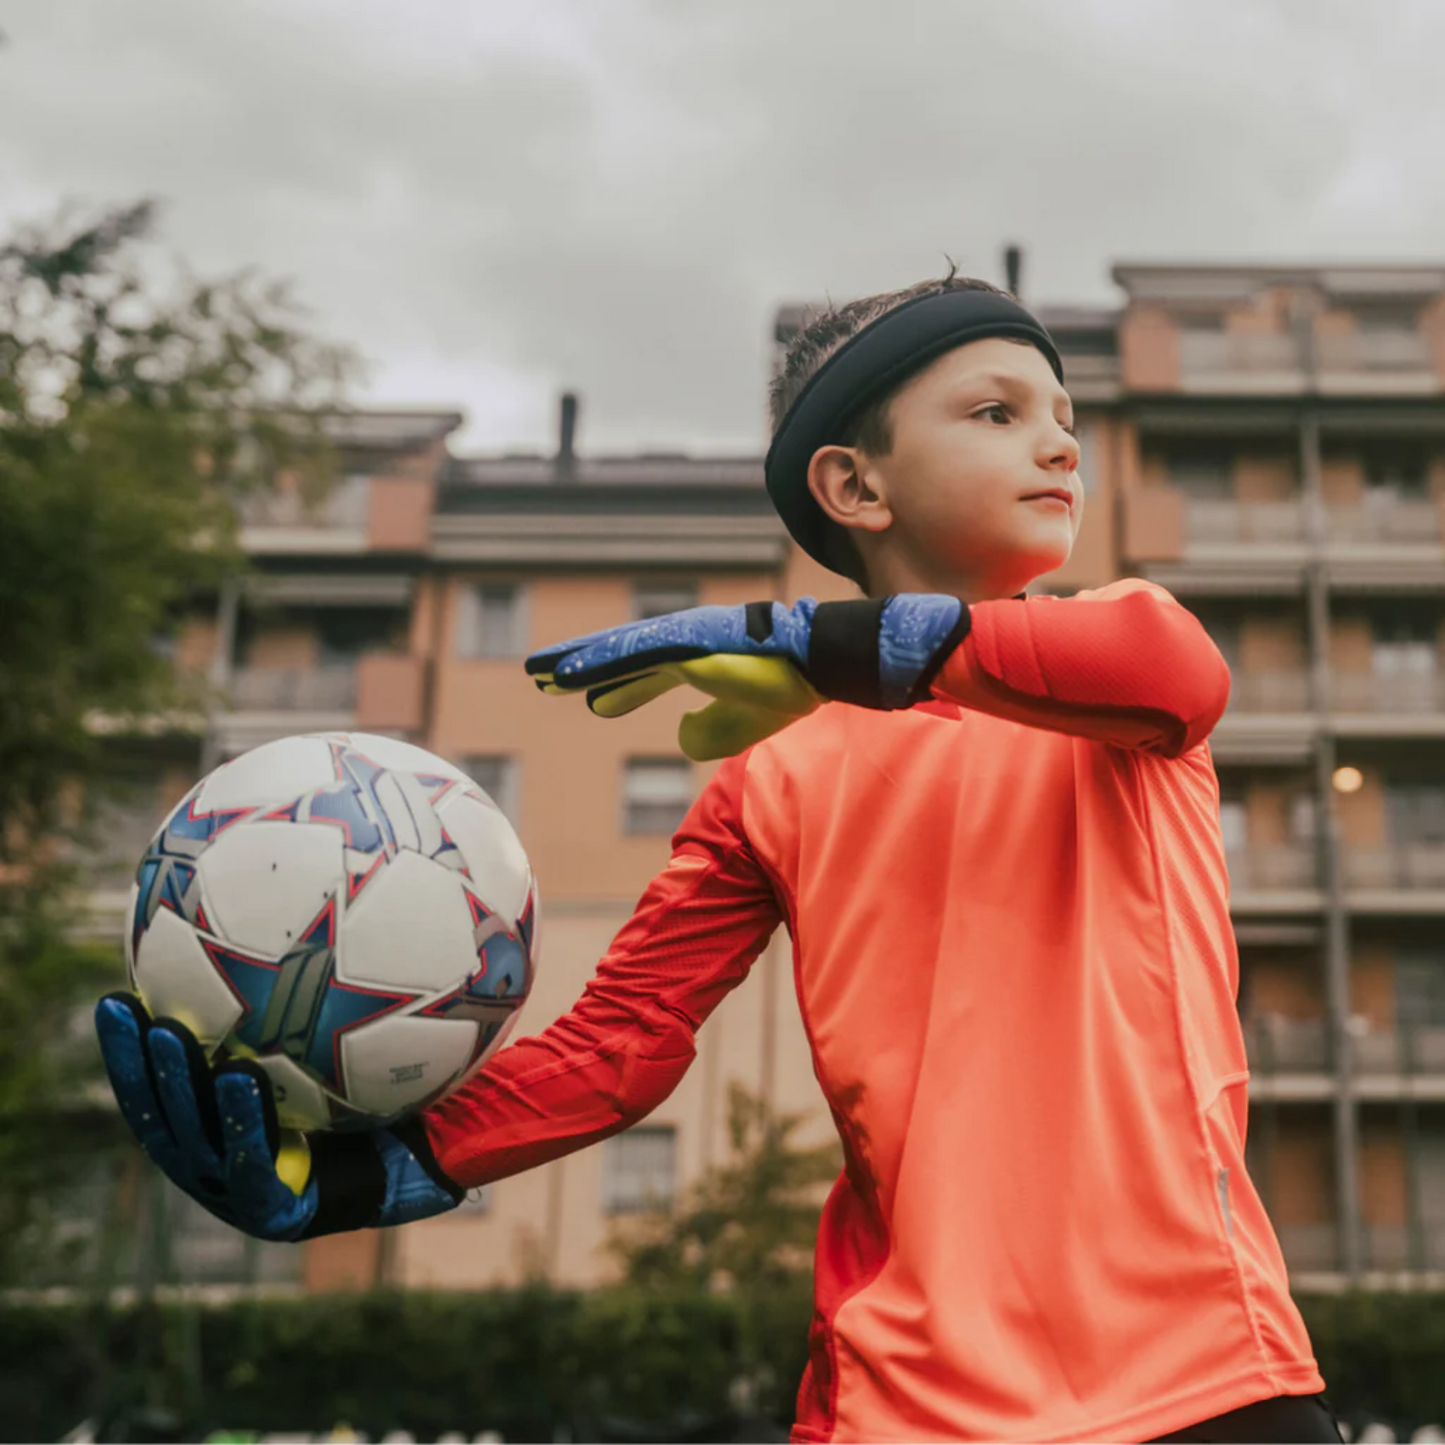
[608,1083,842,1294]
[0,198,357,1285]
[607,1084,842,1429]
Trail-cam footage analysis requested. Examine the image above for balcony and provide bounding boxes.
[1227,844,1321,893]
[1361,1221,1445,1273]
[1350,1022,1445,1077]
[1317,330,1434,373]
[228,665,357,711]
[1326,497,1443,545]
[1244,1015,1331,1074]
[236,476,371,554]
[1331,672,1445,714]
[1316,331,1440,395]
[218,664,357,752]
[1184,499,1307,546]
[1226,671,1312,713]
[1178,331,1302,389]
[1342,844,1445,892]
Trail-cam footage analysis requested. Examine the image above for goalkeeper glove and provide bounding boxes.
[525,594,971,760]
[95,992,465,1242]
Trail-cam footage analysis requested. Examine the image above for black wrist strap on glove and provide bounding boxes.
[808,599,974,709]
[302,1116,465,1240]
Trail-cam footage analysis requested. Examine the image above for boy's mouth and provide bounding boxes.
[1022,488,1074,509]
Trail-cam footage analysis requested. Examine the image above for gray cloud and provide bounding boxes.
[1,0,1442,451]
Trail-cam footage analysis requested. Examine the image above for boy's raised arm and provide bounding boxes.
[419,752,782,1189]
[928,577,1232,758]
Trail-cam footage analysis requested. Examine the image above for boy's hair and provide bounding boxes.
[769,267,1011,590]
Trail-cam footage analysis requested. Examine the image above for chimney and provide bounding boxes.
[1004,245,1023,299]
[556,391,578,476]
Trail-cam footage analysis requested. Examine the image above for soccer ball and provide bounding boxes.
[125,732,539,1132]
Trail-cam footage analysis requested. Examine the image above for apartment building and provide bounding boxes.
[71,263,1445,1298]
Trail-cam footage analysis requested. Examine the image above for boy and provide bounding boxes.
[98,274,1340,1442]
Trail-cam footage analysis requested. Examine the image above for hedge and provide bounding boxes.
[2,1287,1444,1442]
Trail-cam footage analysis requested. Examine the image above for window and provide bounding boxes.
[623,759,693,836]
[602,1126,676,1214]
[316,607,402,665]
[1385,784,1445,846]
[1396,951,1445,1028]
[633,581,699,621]
[1168,446,1233,500]
[1362,444,1428,499]
[456,584,526,659]
[1373,619,1438,680]
[463,756,519,828]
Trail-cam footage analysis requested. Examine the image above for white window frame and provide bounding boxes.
[601,1125,677,1215]
[455,582,529,660]
[622,758,694,837]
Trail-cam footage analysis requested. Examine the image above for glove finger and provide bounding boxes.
[548,638,713,690]
[95,993,182,1168]
[214,1064,313,1233]
[678,698,802,762]
[673,655,824,714]
[146,1024,226,1185]
[585,670,682,718]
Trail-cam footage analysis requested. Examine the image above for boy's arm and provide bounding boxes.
[420,752,781,1189]
[928,577,1231,758]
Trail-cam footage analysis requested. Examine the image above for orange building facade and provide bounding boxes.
[79,262,1445,1298]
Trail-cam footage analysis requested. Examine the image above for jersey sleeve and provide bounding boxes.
[420,752,782,1189]
[929,577,1231,758]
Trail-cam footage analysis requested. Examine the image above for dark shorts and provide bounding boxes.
[1147,1392,1344,1442]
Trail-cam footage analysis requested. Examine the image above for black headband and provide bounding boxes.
[765,288,1065,572]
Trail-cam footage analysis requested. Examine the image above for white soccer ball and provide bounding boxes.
[124,732,540,1132]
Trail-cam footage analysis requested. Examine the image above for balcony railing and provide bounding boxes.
[235,476,371,531]
[1361,1222,1445,1273]
[1179,331,1301,374]
[228,664,357,712]
[1342,845,1445,891]
[1326,498,1443,544]
[1244,1015,1331,1073]
[1226,671,1312,713]
[1184,499,1306,545]
[1350,1023,1445,1075]
[1331,672,1445,713]
[1227,845,1321,892]
[1316,330,1435,374]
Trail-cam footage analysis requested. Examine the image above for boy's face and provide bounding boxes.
[825,336,1082,600]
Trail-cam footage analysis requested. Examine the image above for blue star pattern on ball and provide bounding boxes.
[204,895,416,1093]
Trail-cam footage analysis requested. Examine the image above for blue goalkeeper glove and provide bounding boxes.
[95,993,465,1242]
[525,595,971,760]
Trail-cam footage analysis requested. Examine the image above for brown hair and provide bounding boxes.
[769,266,1011,589]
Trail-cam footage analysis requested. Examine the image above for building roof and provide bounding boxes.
[325,408,466,449]
[445,453,764,490]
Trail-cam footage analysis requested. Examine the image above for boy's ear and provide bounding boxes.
[806,444,893,536]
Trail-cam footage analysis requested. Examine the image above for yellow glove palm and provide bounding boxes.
[540,653,824,761]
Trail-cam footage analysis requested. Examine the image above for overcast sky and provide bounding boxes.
[2,0,1443,453]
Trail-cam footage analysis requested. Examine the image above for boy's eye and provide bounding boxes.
[976,404,1011,424]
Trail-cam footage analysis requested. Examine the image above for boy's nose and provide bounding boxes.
[1040,427,1080,471]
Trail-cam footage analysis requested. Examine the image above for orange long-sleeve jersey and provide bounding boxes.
[423,577,1324,1443]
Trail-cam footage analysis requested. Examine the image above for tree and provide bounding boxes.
[605,1084,841,1428]
[608,1084,842,1296]
[0,199,357,1284]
